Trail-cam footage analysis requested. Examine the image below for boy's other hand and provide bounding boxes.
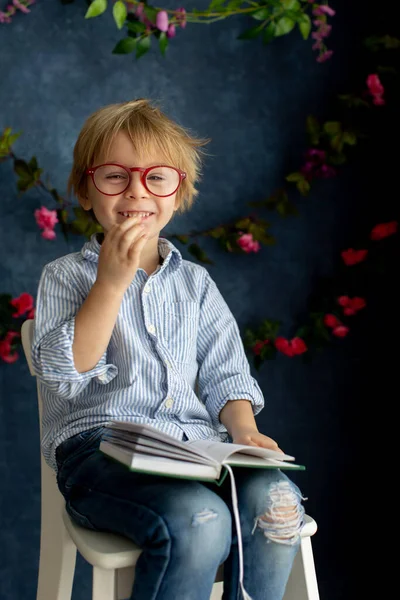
[232,428,284,453]
[96,216,148,293]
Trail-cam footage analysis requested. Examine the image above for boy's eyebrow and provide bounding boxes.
[103,160,169,167]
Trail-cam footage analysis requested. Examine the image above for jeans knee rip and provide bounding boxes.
[191,509,218,526]
[251,481,305,545]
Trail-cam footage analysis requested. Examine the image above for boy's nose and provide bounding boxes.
[124,172,149,198]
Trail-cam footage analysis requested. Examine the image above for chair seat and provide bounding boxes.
[63,505,317,571]
[62,507,142,570]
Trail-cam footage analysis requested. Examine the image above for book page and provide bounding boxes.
[186,439,295,464]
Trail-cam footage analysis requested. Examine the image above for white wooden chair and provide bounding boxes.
[21,318,320,600]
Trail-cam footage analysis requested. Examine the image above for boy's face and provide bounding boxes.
[81,131,179,238]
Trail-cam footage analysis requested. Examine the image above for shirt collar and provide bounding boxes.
[81,233,183,274]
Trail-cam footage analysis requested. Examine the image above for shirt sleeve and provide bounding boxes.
[31,263,118,400]
[196,270,264,430]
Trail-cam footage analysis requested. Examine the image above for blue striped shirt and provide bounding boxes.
[32,233,264,470]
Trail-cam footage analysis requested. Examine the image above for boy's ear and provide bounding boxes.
[78,193,92,211]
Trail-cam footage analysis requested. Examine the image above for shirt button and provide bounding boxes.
[143,285,151,294]
[147,324,156,334]
[165,397,174,408]
[166,361,172,369]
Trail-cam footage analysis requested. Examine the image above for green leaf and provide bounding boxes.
[208,0,227,9]
[298,13,311,39]
[251,7,270,20]
[330,134,343,153]
[136,35,151,59]
[282,0,300,9]
[263,22,276,44]
[127,20,146,33]
[306,115,320,144]
[85,0,107,19]
[188,243,213,264]
[342,131,357,145]
[173,234,189,244]
[297,178,310,196]
[286,171,304,182]
[112,37,137,54]
[274,17,295,37]
[113,0,127,29]
[323,121,342,135]
[225,0,245,9]
[13,159,31,179]
[235,217,251,229]
[237,24,264,40]
[159,32,168,56]
[143,6,157,23]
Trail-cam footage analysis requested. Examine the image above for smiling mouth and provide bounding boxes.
[118,211,155,220]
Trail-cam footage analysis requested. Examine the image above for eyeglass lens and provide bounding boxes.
[94,165,180,196]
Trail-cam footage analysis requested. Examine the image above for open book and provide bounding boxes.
[99,421,305,484]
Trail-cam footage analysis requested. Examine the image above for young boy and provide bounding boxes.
[32,99,305,600]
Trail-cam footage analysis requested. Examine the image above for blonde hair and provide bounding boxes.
[67,99,210,216]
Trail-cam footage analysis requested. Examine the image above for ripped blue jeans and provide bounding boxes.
[56,427,305,600]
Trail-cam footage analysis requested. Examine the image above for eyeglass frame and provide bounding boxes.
[85,163,187,197]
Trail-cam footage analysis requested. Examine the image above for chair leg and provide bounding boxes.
[210,581,223,600]
[93,567,117,600]
[283,536,319,600]
[36,520,77,600]
[116,566,135,600]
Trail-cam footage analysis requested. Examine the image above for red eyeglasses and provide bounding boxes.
[85,164,187,197]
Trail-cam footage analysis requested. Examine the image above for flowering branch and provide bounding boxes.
[0,0,34,23]
[82,0,335,62]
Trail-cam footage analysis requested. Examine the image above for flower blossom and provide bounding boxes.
[0,331,20,363]
[275,337,307,357]
[341,248,368,266]
[10,292,34,317]
[370,221,398,240]
[175,7,187,29]
[156,10,169,32]
[34,206,58,240]
[337,296,366,316]
[237,232,261,253]
[366,74,385,106]
[252,339,269,355]
[323,314,349,338]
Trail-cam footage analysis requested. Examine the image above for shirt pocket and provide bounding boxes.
[162,301,199,364]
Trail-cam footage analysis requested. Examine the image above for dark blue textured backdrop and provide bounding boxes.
[1,1,398,599]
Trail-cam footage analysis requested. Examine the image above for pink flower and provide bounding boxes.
[175,7,187,29]
[10,292,34,317]
[315,163,336,178]
[253,339,269,355]
[306,148,326,163]
[316,49,334,63]
[167,23,176,38]
[275,337,307,357]
[313,4,336,17]
[13,0,30,13]
[41,228,56,240]
[366,74,385,106]
[0,331,20,363]
[337,296,366,316]
[156,10,169,32]
[332,325,349,338]
[35,206,58,230]
[237,233,261,253]
[323,313,341,328]
[341,248,368,266]
[370,221,398,240]
[366,74,384,96]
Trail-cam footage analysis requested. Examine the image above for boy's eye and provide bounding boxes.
[147,175,165,182]
[106,174,127,180]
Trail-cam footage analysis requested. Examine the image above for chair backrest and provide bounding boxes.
[21,319,66,520]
